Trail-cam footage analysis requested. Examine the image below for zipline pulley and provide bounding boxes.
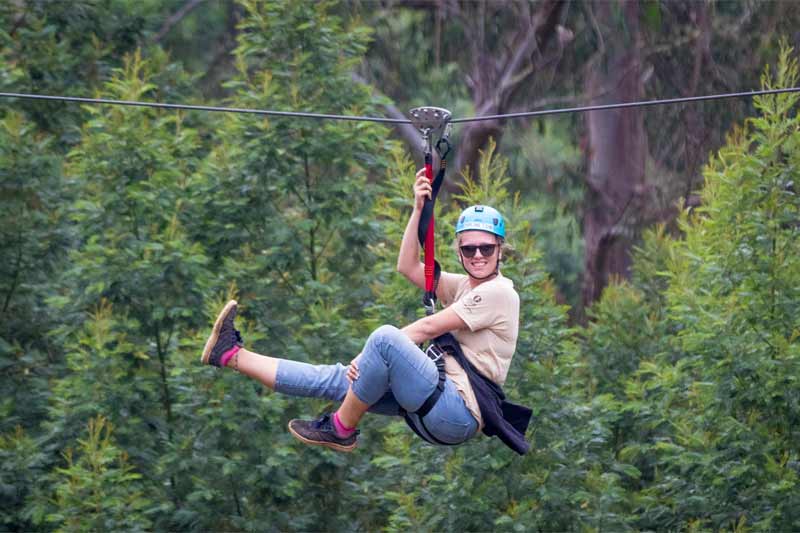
[409,106,452,316]
[409,106,452,156]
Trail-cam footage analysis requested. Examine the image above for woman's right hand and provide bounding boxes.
[346,354,361,383]
[413,168,432,212]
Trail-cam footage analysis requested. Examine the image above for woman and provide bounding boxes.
[201,169,521,452]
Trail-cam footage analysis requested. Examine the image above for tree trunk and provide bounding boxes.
[681,0,711,206]
[580,0,646,312]
[450,0,566,181]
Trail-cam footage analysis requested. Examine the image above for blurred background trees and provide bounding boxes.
[357,0,800,313]
[1,1,799,531]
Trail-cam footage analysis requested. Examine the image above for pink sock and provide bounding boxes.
[332,411,356,438]
[219,346,241,367]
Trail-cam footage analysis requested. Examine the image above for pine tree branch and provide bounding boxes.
[452,0,567,179]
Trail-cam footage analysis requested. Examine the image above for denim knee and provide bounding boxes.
[365,324,403,361]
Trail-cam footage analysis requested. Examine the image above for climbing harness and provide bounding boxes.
[416,343,447,419]
[433,333,532,455]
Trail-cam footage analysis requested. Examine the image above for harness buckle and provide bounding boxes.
[425,343,445,364]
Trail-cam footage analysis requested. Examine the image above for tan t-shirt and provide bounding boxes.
[436,271,520,428]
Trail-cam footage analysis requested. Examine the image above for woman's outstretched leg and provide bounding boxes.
[201,300,350,400]
[201,302,441,452]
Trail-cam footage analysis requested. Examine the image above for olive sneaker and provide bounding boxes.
[201,300,244,367]
[288,413,359,452]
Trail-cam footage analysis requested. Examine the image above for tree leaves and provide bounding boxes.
[580,43,800,531]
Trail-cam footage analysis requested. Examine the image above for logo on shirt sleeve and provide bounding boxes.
[464,293,482,307]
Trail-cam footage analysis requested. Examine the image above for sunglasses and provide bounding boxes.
[459,243,498,258]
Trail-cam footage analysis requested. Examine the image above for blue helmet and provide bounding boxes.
[456,205,505,239]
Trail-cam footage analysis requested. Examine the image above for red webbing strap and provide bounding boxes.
[418,140,448,314]
[423,152,435,294]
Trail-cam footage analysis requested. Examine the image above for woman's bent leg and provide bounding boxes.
[283,325,477,449]
[342,325,477,445]
[338,325,439,428]
[288,325,437,451]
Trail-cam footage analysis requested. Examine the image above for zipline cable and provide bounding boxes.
[449,87,800,123]
[1,87,799,125]
[0,92,412,124]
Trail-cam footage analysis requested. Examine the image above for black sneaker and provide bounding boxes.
[201,300,244,367]
[288,413,359,452]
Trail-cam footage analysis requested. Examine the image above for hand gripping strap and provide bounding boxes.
[417,160,447,303]
[416,163,446,247]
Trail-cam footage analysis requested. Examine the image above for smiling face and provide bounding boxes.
[457,230,501,281]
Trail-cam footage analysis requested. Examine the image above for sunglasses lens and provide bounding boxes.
[460,245,477,257]
[479,244,496,256]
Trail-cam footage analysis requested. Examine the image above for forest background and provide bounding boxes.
[2,1,800,531]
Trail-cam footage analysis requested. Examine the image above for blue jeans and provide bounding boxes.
[275,325,478,445]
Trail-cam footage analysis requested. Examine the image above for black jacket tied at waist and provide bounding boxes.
[435,333,532,455]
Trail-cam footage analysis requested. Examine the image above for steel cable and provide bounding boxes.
[1,87,799,125]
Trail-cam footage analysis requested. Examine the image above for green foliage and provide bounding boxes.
[0,426,48,531]
[36,416,153,532]
[198,0,392,365]
[0,110,74,532]
[0,111,71,434]
[505,119,585,307]
[581,43,800,531]
[359,6,470,112]
[45,301,159,465]
[582,225,678,396]
[3,3,800,531]
[39,49,215,529]
[0,1,170,137]
[651,45,800,530]
[29,3,395,530]
[61,51,210,321]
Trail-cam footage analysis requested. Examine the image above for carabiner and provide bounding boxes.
[422,292,436,316]
[435,136,451,161]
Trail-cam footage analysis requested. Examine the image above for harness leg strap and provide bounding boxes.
[400,344,454,446]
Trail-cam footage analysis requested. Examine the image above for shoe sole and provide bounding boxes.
[288,421,358,453]
[201,300,238,365]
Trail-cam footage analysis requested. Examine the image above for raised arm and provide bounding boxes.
[396,169,431,290]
